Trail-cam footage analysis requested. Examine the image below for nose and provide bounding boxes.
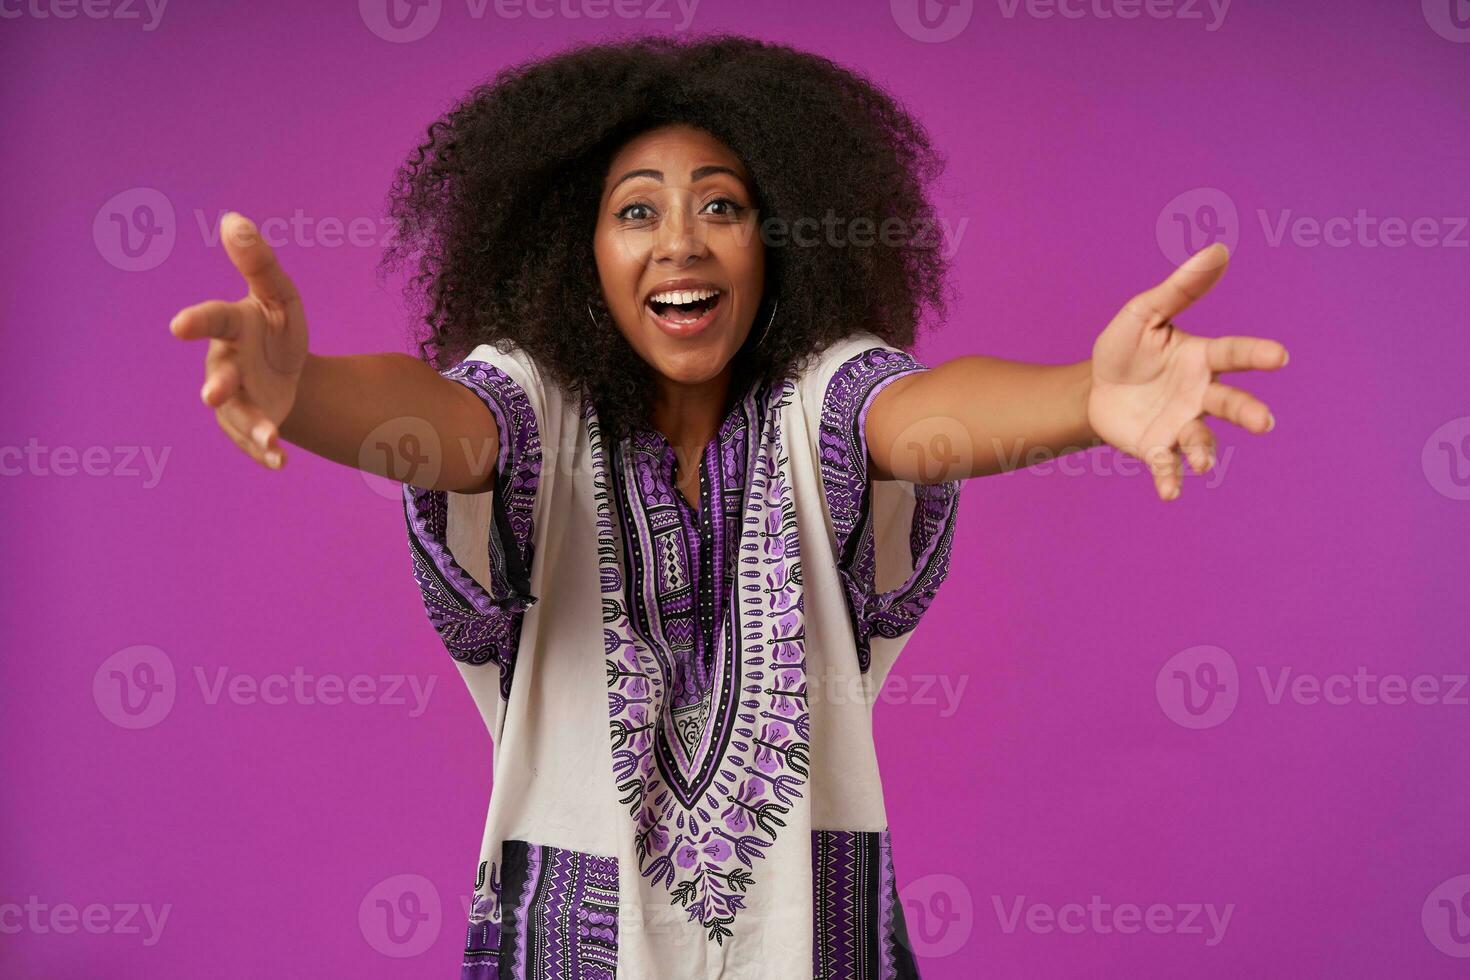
[651,192,708,266]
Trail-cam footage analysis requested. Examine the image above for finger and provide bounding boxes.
[201,347,241,407]
[1141,442,1183,501]
[220,212,300,307]
[216,395,284,469]
[214,407,261,463]
[1177,418,1217,475]
[1202,381,1275,434]
[170,299,244,342]
[1205,335,1290,374]
[1118,243,1231,339]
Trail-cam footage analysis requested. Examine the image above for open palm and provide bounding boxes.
[1088,243,1289,501]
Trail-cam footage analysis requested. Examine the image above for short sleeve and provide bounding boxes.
[403,353,542,697]
[817,344,962,673]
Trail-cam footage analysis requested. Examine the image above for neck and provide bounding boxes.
[649,365,734,475]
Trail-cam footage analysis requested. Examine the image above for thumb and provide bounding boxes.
[1105,243,1230,353]
[1139,242,1230,321]
[220,211,298,306]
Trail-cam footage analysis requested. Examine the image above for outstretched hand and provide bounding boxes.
[168,212,310,469]
[1087,244,1289,501]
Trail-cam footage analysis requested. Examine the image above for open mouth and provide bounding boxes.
[646,288,723,328]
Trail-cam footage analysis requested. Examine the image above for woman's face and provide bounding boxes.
[593,124,765,388]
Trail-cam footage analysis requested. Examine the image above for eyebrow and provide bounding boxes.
[609,165,744,194]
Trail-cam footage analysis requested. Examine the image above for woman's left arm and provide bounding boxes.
[866,243,1290,501]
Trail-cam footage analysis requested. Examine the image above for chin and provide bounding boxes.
[646,344,735,386]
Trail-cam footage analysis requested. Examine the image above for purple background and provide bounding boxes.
[4,1,1468,977]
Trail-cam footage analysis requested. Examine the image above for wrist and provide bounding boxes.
[1074,358,1102,449]
[279,351,319,442]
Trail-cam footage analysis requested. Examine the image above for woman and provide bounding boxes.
[168,33,1287,980]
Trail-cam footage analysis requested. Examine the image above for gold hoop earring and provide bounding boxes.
[753,299,778,350]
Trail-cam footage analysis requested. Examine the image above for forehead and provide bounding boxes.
[603,124,749,186]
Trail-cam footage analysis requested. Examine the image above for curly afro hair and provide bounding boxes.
[381,32,953,442]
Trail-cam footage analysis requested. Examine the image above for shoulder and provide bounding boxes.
[451,340,589,438]
[792,331,929,428]
[793,330,897,400]
[456,341,546,404]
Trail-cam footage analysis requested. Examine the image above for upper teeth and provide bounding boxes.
[650,288,719,305]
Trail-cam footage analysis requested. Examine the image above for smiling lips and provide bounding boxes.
[645,282,723,338]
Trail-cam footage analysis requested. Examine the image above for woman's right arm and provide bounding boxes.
[281,352,500,493]
[169,211,498,495]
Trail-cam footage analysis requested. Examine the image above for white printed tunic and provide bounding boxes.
[403,330,962,980]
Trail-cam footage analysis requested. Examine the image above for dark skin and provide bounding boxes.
[592,124,767,512]
[590,124,1290,507]
[171,126,1289,508]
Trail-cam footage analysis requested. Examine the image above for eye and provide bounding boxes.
[703,197,745,218]
[615,201,655,222]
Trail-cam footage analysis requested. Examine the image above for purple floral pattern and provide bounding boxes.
[592,380,811,945]
[818,348,962,673]
[405,343,961,967]
[403,358,542,700]
[463,858,501,978]
[607,389,752,813]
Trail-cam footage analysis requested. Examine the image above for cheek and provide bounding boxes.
[592,232,616,284]
[595,238,647,306]
[725,227,763,280]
